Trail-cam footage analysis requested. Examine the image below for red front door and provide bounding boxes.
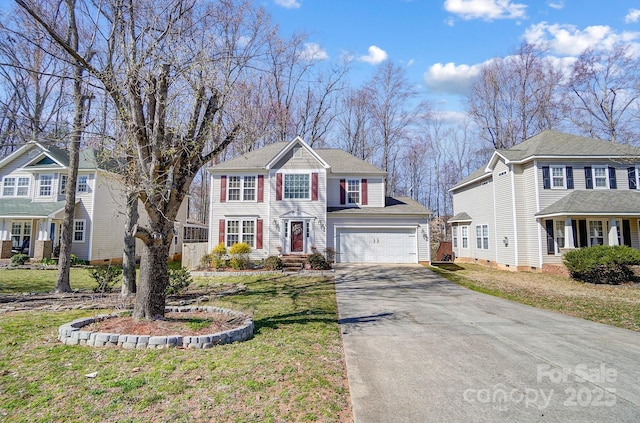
[291,221,304,252]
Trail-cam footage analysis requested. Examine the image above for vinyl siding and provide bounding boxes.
[273,147,323,170]
[493,161,516,267]
[519,162,539,268]
[326,176,385,207]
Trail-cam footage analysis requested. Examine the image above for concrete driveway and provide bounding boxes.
[335,264,640,422]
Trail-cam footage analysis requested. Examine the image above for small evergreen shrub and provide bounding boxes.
[264,255,283,270]
[211,243,228,269]
[89,265,122,293]
[11,254,29,266]
[229,242,251,270]
[307,253,330,270]
[564,245,640,285]
[40,257,56,266]
[166,266,193,295]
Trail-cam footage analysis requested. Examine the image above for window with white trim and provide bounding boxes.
[73,219,86,242]
[60,175,68,195]
[475,224,489,249]
[284,174,309,199]
[2,176,30,197]
[551,166,565,189]
[588,220,604,246]
[39,174,53,197]
[77,175,88,193]
[227,175,256,201]
[226,219,255,247]
[461,226,469,249]
[452,226,458,248]
[347,179,360,204]
[592,166,608,188]
[11,221,31,249]
[554,220,565,254]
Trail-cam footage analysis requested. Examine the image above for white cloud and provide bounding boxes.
[423,61,485,95]
[547,1,564,10]
[274,0,301,9]
[443,0,527,21]
[358,45,388,65]
[625,9,640,24]
[524,22,640,55]
[299,43,328,61]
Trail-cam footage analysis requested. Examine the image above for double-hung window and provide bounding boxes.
[551,166,565,189]
[347,179,360,204]
[227,176,256,201]
[77,175,88,193]
[60,175,68,195]
[592,166,608,188]
[554,221,565,253]
[2,176,30,197]
[461,226,469,249]
[39,174,53,197]
[475,224,489,249]
[226,219,255,247]
[588,220,604,246]
[452,226,458,248]
[73,220,86,242]
[284,174,309,199]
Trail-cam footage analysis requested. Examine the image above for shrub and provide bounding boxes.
[40,257,56,266]
[211,243,228,269]
[199,253,212,269]
[166,266,193,295]
[264,255,283,270]
[11,254,29,266]
[307,253,330,270]
[229,242,252,270]
[564,245,640,285]
[89,265,122,293]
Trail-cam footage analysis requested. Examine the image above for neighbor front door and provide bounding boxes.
[291,221,304,252]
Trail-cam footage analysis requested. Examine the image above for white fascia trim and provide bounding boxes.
[536,212,640,219]
[449,173,492,192]
[510,165,519,266]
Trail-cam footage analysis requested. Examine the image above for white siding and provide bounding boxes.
[326,176,385,208]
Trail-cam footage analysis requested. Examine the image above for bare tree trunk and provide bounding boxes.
[55,0,85,293]
[133,234,171,319]
[121,190,138,296]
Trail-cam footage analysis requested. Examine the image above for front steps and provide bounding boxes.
[280,254,308,272]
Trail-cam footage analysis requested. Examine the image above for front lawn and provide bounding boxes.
[0,274,351,422]
[430,263,640,332]
[0,268,96,293]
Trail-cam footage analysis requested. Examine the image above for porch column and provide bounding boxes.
[564,218,575,249]
[608,218,619,246]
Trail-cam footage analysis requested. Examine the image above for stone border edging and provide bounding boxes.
[58,306,253,349]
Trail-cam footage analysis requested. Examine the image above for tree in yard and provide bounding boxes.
[567,43,640,144]
[334,87,375,162]
[18,0,280,318]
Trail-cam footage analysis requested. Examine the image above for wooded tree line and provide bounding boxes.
[1,1,640,316]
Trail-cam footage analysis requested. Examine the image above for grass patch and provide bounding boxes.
[0,268,100,293]
[0,274,350,422]
[430,263,640,332]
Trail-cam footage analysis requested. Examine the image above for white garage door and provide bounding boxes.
[337,228,417,263]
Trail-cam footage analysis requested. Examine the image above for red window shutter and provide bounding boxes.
[218,219,225,244]
[257,174,264,202]
[220,175,227,203]
[256,219,263,249]
[361,179,368,205]
[312,173,318,201]
[276,173,283,200]
[340,179,346,204]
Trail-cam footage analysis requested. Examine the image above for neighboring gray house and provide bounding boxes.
[450,130,640,273]
[0,141,187,263]
[208,137,432,263]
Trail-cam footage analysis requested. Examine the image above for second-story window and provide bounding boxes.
[593,166,608,188]
[284,174,309,199]
[39,174,53,197]
[60,175,68,195]
[243,176,256,201]
[227,175,256,201]
[347,179,360,204]
[77,175,88,193]
[551,166,565,188]
[2,176,30,197]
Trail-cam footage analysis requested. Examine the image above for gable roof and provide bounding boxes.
[265,136,330,170]
[535,191,640,218]
[209,138,386,175]
[0,141,119,172]
[449,212,473,223]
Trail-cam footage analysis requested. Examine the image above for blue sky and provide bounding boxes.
[264,0,640,116]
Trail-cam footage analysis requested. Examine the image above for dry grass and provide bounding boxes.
[430,263,640,332]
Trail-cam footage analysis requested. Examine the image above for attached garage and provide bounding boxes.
[336,227,417,263]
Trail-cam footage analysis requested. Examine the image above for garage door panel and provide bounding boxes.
[337,228,416,263]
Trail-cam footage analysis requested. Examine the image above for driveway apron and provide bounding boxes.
[335,264,640,422]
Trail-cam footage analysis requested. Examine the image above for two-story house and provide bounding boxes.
[449,130,640,273]
[0,141,187,263]
[208,137,432,264]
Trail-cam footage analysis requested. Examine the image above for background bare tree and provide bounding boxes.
[567,43,640,144]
